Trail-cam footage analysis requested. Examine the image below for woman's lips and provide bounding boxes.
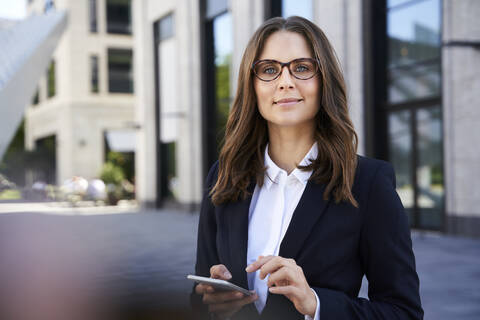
[274,98,303,107]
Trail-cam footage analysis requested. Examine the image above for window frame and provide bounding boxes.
[106,0,132,35]
[107,48,134,94]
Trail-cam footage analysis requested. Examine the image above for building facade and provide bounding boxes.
[25,0,135,185]
[133,0,480,237]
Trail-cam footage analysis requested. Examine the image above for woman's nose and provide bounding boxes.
[278,66,295,89]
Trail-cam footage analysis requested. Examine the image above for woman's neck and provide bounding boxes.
[267,124,315,175]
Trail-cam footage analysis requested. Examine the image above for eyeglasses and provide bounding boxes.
[252,58,319,82]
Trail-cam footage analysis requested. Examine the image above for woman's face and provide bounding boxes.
[254,31,320,130]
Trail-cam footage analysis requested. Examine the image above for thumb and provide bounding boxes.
[211,264,232,280]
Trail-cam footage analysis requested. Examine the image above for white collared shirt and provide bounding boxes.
[247,142,321,320]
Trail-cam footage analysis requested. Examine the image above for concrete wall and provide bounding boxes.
[315,0,365,155]
[132,0,156,206]
[442,0,480,236]
[133,0,204,206]
[230,0,264,96]
[25,0,134,185]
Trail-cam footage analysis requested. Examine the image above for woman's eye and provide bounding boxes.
[295,65,310,72]
[263,67,278,74]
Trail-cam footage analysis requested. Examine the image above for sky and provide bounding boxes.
[0,0,27,20]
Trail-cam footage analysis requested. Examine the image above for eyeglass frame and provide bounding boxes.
[251,58,320,82]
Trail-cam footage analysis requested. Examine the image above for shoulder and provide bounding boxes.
[352,155,397,204]
[354,155,395,186]
[205,160,220,190]
[355,155,392,174]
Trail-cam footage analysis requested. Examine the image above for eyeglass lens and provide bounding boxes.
[253,59,317,81]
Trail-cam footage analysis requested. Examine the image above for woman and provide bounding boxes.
[191,16,423,320]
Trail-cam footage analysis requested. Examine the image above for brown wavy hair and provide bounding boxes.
[210,16,358,207]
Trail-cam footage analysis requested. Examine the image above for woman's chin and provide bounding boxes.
[267,117,313,128]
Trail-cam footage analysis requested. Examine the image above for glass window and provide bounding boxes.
[389,110,414,223]
[387,0,440,104]
[379,0,444,231]
[388,0,416,9]
[32,88,39,105]
[106,0,131,35]
[388,62,440,104]
[33,135,57,185]
[47,60,55,98]
[154,13,178,202]
[282,0,312,20]
[157,13,174,41]
[388,0,440,67]
[416,107,444,229]
[89,0,97,33]
[90,56,99,93]
[206,0,228,19]
[108,49,133,93]
[213,12,232,149]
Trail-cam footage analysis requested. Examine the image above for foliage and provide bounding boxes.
[105,151,134,182]
[0,120,26,186]
[100,152,135,204]
[0,189,21,200]
[215,53,231,152]
[47,60,55,97]
[100,162,125,186]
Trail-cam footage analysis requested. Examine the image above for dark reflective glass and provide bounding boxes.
[388,61,440,104]
[387,0,440,103]
[33,135,56,184]
[388,0,416,9]
[91,56,99,93]
[108,49,133,93]
[416,107,444,229]
[47,60,55,98]
[252,58,319,81]
[106,0,131,35]
[89,0,97,33]
[213,12,232,151]
[158,13,174,41]
[206,0,228,19]
[32,88,39,105]
[389,110,414,224]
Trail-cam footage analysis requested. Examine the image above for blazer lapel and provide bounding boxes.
[262,181,330,318]
[279,180,330,259]
[225,182,256,290]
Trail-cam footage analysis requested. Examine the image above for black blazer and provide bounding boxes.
[191,156,423,320]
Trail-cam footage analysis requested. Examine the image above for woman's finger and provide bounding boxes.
[268,284,298,297]
[258,256,295,280]
[266,266,295,288]
[202,290,244,304]
[195,283,215,294]
[245,255,276,273]
[195,283,211,294]
[210,264,232,280]
[208,293,258,313]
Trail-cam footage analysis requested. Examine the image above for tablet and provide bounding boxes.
[187,275,253,296]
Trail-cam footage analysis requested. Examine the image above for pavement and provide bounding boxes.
[0,205,479,320]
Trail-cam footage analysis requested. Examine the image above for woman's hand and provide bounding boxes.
[195,264,258,319]
[246,255,317,317]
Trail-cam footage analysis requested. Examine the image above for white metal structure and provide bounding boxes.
[0,11,67,160]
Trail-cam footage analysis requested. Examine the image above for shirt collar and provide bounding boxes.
[292,141,318,185]
[264,144,283,189]
[263,142,318,189]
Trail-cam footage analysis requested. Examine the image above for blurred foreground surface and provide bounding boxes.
[0,206,479,320]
